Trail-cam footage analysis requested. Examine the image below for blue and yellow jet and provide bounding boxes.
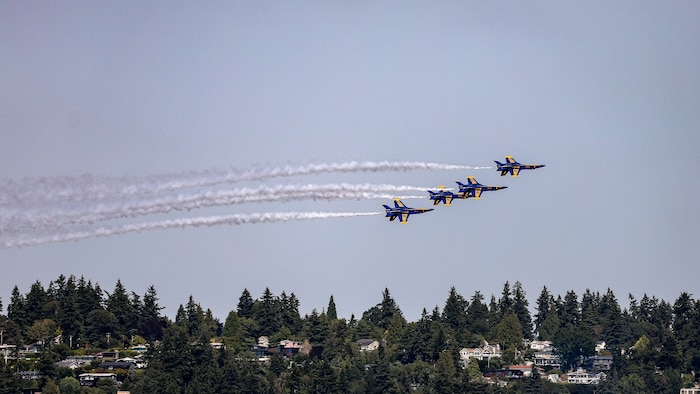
[383,199,433,223]
[427,186,464,206]
[456,176,507,199]
[495,156,545,177]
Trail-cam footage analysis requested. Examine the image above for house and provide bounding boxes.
[533,350,561,368]
[356,339,379,352]
[278,340,302,356]
[595,341,606,353]
[566,368,605,384]
[56,359,83,370]
[210,342,225,350]
[587,355,613,371]
[252,337,269,358]
[100,350,119,360]
[129,344,148,352]
[529,340,553,351]
[79,372,117,387]
[460,342,502,365]
[98,361,136,373]
[505,365,542,378]
[680,386,700,394]
[0,344,16,362]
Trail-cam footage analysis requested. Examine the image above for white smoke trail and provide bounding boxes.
[0,211,382,249]
[1,183,428,233]
[1,161,490,205]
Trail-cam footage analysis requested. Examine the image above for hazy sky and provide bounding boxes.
[2,2,699,323]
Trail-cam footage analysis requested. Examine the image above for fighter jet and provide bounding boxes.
[383,199,433,223]
[456,176,507,199]
[494,156,545,177]
[427,186,464,206]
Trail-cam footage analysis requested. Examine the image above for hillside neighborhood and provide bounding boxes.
[0,277,699,393]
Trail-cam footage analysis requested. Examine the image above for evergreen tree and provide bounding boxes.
[184,296,203,337]
[327,295,338,320]
[672,292,695,357]
[430,350,457,394]
[600,288,630,348]
[512,281,533,340]
[280,292,302,333]
[466,291,489,339]
[237,288,254,319]
[534,286,552,337]
[442,287,468,335]
[106,279,136,338]
[559,290,580,330]
[255,287,282,335]
[498,281,513,318]
[57,276,81,346]
[141,285,165,341]
[7,285,27,334]
[538,302,560,341]
[25,280,48,323]
[580,289,602,338]
[491,312,523,364]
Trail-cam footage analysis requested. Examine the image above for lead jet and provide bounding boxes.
[456,176,507,199]
[494,156,545,177]
[427,186,464,206]
[383,199,433,223]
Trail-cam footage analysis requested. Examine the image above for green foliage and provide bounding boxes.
[59,376,81,394]
[5,275,700,393]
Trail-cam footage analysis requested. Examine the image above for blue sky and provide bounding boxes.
[1,2,699,322]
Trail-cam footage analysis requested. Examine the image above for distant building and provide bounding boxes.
[0,344,16,362]
[278,340,302,356]
[129,344,148,353]
[356,339,379,352]
[595,341,607,353]
[587,355,613,371]
[460,342,502,366]
[566,368,605,384]
[533,350,561,369]
[79,372,117,387]
[529,340,553,351]
[680,386,700,394]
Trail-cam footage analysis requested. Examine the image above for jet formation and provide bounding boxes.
[386,156,544,223]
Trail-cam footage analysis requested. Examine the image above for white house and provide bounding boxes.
[529,340,553,351]
[460,342,502,365]
[566,368,605,384]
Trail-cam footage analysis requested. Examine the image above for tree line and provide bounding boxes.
[0,275,698,393]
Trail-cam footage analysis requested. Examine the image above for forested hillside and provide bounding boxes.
[0,275,698,393]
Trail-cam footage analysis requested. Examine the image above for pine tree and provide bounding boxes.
[327,295,338,320]
[7,286,27,332]
[106,279,136,338]
[237,288,254,319]
[442,287,468,334]
[512,281,533,340]
[560,290,580,330]
[534,286,552,337]
[466,291,489,338]
[498,281,513,318]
